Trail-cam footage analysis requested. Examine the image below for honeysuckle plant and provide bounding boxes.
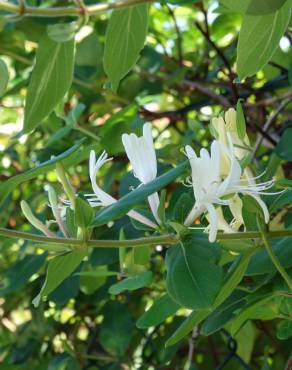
[1,1,292,365]
[2,106,289,324]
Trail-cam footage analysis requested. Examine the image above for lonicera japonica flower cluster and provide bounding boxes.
[21,108,278,243]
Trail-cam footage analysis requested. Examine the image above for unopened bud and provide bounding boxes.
[21,200,55,237]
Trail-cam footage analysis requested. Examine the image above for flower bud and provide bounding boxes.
[21,200,55,237]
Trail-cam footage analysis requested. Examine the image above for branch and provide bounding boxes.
[137,70,231,107]
[1,227,292,250]
[0,227,178,248]
[194,15,238,102]
[251,96,292,160]
[0,0,154,17]
[166,5,183,65]
[182,79,231,107]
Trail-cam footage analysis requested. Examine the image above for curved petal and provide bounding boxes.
[89,151,116,206]
[128,210,157,228]
[247,193,269,223]
[143,123,154,147]
[185,145,197,159]
[148,192,161,224]
[206,203,218,243]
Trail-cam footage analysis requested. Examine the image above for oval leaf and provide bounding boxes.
[32,250,86,307]
[24,36,75,133]
[236,2,291,80]
[136,294,180,329]
[103,4,149,91]
[166,242,223,310]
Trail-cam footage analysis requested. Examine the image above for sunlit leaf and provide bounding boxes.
[236,2,291,79]
[103,4,149,91]
[24,36,75,132]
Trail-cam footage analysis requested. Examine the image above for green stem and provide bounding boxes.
[0,0,153,18]
[74,124,100,142]
[55,162,76,209]
[0,227,178,247]
[259,226,292,292]
[0,227,292,249]
[218,230,292,240]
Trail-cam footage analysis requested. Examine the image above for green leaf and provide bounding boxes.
[32,250,86,307]
[47,104,85,146]
[76,270,118,278]
[0,253,47,296]
[235,321,256,363]
[220,0,288,15]
[0,58,9,97]
[47,23,76,42]
[277,320,292,340]
[103,4,149,91]
[78,266,113,295]
[92,161,188,226]
[75,31,103,67]
[24,36,75,133]
[157,189,166,224]
[246,237,292,275]
[165,310,210,347]
[136,294,180,329]
[0,140,84,206]
[66,207,77,238]
[166,241,223,309]
[229,295,278,336]
[133,245,151,265]
[236,2,291,80]
[279,297,292,316]
[246,0,289,15]
[172,192,193,224]
[236,99,246,140]
[74,197,94,229]
[213,248,255,307]
[91,247,119,266]
[99,301,134,356]
[201,291,247,335]
[166,248,254,346]
[109,271,152,295]
[219,0,248,13]
[276,127,292,160]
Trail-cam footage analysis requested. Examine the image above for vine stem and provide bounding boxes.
[0,227,178,247]
[0,227,292,249]
[0,0,153,17]
[259,225,292,292]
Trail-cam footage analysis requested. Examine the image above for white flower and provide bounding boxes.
[88,150,116,207]
[212,108,250,161]
[184,135,275,242]
[87,150,157,229]
[122,123,160,223]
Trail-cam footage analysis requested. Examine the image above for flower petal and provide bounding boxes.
[206,203,218,243]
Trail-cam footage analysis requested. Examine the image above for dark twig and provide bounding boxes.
[194,11,238,102]
[251,96,292,160]
[166,5,183,65]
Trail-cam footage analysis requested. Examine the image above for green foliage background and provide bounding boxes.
[0,0,291,369]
